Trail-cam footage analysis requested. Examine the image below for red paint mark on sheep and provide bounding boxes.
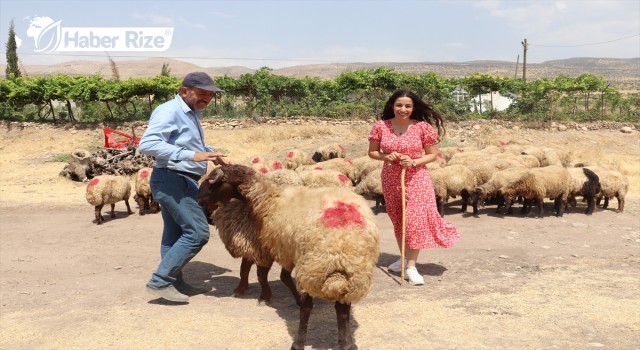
[320,202,364,228]
[437,152,444,159]
[338,144,345,152]
[338,174,350,183]
[456,148,464,152]
[88,178,100,186]
[251,157,261,164]
[140,170,150,178]
[287,151,294,158]
[343,159,353,165]
[499,140,506,145]
[272,161,283,170]
[259,167,269,174]
[314,166,323,170]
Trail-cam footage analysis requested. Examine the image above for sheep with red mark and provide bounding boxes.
[85,175,134,225]
[297,169,354,189]
[311,142,347,162]
[284,149,315,170]
[296,157,358,184]
[133,167,160,215]
[249,155,284,172]
[197,164,379,350]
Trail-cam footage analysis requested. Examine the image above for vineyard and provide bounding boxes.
[1,67,639,123]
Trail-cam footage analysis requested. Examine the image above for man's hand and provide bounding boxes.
[193,152,227,163]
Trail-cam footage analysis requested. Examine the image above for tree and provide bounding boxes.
[160,62,171,76]
[5,19,21,79]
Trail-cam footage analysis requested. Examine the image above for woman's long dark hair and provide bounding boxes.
[381,89,445,140]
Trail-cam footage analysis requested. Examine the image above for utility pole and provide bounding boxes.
[514,54,520,79]
[521,38,528,82]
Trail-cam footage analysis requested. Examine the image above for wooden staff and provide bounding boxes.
[400,167,407,285]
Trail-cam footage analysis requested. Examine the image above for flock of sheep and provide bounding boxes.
[83,139,629,350]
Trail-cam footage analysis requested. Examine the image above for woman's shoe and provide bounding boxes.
[404,267,424,286]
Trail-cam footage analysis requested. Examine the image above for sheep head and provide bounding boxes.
[197,165,255,224]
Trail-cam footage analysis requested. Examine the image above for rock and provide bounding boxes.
[557,124,568,131]
[620,126,633,133]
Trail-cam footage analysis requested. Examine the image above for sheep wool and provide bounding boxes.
[284,149,315,170]
[134,167,160,215]
[86,174,133,224]
[312,142,347,162]
[198,164,380,349]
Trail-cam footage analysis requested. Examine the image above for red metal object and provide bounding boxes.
[103,127,140,149]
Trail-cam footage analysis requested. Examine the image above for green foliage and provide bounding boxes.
[0,67,635,123]
[5,19,21,79]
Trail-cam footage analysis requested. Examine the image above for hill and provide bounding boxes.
[2,57,639,92]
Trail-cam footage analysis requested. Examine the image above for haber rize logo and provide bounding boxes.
[25,16,174,53]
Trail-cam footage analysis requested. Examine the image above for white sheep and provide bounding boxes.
[429,164,477,217]
[501,165,573,218]
[470,167,530,215]
[296,158,358,183]
[85,174,134,225]
[284,149,315,170]
[133,167,160,215]
[585,166,629,213]
[198,164,380,350]
[311,142,347,162]
[350,155,382,183]
[297,169,354,188]
[264,169,304,186]
[354,168,384,213]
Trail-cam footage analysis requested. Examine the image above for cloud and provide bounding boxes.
[130,12,175,25]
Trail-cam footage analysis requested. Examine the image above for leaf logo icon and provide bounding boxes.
[34,20,61,53]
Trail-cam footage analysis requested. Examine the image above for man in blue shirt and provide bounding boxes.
[140,71,226,303]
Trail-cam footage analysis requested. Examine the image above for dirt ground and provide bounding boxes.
[0,121,638,350]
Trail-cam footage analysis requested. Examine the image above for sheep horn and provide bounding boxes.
[208,168,225,184]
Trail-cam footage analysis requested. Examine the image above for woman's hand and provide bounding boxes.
[399,154,413,168]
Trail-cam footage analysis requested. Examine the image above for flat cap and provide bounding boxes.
[181,72,223,92]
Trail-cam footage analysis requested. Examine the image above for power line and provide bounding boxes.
[530,33,640,48]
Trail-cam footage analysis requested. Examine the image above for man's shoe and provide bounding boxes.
[388,258,407,273]
[174,282,208,296]
[404,267,425,286]
[146,285,189,303]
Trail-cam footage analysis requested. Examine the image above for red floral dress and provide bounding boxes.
[368,120,460,249]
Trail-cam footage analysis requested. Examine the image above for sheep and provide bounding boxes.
[470,167,530,216]
[312,142,347,162]
[249,155,284,171]
[501,166,573,218]
[296,158,358,184]
[284,149,315,170]
[196,172,299,305]
[566,167,601,215]
[297,169,354,188]
[429,164,477,217]
[264,169,304,186]
[354,168,385,214]
[350,155,382,183]
[585,166,629,213]
[85,174,134,224]
[197,164,380,350]
[133,167,160,215]
[250,162,271,174]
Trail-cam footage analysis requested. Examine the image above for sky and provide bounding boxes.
[1,0,639,69]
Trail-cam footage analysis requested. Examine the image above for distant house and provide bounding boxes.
[469,91,517,113]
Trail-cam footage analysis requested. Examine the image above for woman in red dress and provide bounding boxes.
[368,90,460,285]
